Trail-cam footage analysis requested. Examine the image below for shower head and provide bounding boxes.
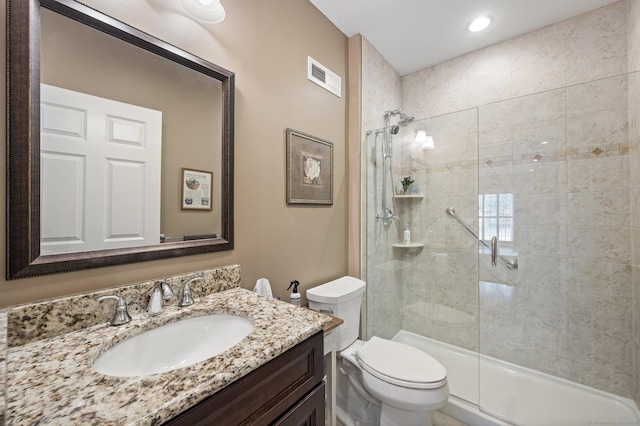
[384,109,414,158]
[388,116,412,135]
[398,113,414,127]
[384,109,414,128]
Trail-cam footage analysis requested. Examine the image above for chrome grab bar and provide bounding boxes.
[445,207,518,270]
[490,236,498,267]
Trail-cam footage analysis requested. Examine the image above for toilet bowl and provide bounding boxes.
[307,276,449,426]
[336,350,381,425]
[340,338,449,425]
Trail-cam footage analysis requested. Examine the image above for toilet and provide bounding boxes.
[307,276,449,426]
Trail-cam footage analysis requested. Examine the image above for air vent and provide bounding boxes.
[307,56,341,98]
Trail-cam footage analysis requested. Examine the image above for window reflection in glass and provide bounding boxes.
[479,193,513,244]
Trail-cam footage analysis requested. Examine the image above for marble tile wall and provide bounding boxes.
[362,38,402,133]
[629,0,640,409]
[402,1,628,119]
[393,109,480,350]
[475,73,633,397]
[363,0,639,401]
[362,38,404,340]
[630,0,640,73]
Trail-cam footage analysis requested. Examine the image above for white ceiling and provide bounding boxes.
[308,0,621,76]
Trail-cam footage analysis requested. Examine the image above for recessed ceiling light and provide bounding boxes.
[180,0,226,24]
[468,16,492,32]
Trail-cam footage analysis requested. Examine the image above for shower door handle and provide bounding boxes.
[490,236,498,267]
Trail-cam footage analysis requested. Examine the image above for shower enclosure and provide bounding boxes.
[363,70,640,424]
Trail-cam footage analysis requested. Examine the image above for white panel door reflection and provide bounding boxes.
[40,84,162,255]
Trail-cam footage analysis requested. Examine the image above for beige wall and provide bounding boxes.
[347,34,362,279]
[0,0,348,307]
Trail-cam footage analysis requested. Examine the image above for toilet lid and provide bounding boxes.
[356,337,447,389]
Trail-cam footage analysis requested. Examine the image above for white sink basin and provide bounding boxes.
[92,314,254,377]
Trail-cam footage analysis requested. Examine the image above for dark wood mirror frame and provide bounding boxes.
[6,0,235,279]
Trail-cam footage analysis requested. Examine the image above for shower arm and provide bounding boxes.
[445,207,518,270]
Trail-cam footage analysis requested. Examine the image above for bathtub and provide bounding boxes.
[393,330,640,426]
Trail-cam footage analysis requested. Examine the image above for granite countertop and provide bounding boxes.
[319,311,343,333]
[4,288,332,425]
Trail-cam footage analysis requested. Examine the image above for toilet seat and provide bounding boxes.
[356,337,447,390]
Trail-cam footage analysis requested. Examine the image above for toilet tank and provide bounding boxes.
[306,276,365,351]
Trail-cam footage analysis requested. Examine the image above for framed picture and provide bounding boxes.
[181,168,213,210]
[286,128,333,205]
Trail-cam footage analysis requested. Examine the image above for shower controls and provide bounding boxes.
[376,208,398,226]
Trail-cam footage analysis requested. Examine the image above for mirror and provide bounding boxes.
[7,0,235,279]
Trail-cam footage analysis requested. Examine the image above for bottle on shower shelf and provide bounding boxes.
[403,224,411,244]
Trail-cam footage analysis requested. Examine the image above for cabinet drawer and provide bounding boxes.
[165,331,324,426]
[273,382,325,426]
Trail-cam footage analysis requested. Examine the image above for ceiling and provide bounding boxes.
[308,0,621,76]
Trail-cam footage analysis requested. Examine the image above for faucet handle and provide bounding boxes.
[160,281,174,301]
[179,277,203,307]
[147,281,174,316]
[97,295,132,326]
[149,281,174,300]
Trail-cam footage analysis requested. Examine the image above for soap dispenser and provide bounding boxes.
[288,280,301,306]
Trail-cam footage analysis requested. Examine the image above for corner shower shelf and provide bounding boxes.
[392,243,425,249]
[395,194,424,199]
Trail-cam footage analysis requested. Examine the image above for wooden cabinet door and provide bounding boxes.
[273,382,325,426]
[165,331,324,426]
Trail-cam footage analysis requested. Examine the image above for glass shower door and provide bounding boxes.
[477,87,574,424]
[477,74,636,424]
[364,108,483,406]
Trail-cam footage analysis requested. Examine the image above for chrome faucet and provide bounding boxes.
[97,295,132,326]
[179,277,203,307]
[147,281,174,315]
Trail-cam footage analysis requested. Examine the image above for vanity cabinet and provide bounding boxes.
[165,331,324,426]
[273,382,325,426]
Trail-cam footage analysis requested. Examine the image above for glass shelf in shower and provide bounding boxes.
[395,194,424,199]
[392,243,425,248]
